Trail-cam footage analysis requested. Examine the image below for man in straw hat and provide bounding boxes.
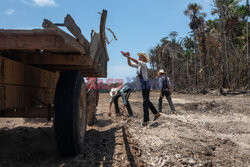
[158,69,176,113]
[108,84,133,117]
[121,51,160,126]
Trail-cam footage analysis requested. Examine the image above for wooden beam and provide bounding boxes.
[0,84,55,118]
[42,19,87,54]
[100,9,109,61]
[91,39,104,68]
[64,14,90,49]
[42,19,59,29]
[13,53,92,67]
[0,57,59,88]
[97,52,107,77]
[31,65,102,73]
[0,29,86,54]
[81,71,105,77]
[0,30,62,51]
[0,57,57,113]
[89,32,101,65]
[100,55,107,77]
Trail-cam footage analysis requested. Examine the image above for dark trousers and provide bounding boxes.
[141,81,158,122]
[114,89,133,116]
[158,91,175,112]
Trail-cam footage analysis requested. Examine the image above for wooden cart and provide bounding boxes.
[0,10,108,156]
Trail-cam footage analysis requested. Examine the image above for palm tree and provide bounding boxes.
[212,0,248,89]
[183,36,195,86]
[246,0,249,89]
[184,3,206,86]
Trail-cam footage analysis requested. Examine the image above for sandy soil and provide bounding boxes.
[0,91,250,167]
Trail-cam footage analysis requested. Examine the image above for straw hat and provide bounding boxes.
[158,69,166,75]
[137,52,149,63]
[110,88,118,97]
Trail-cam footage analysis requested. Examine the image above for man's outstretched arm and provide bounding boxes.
[121,51,138,65]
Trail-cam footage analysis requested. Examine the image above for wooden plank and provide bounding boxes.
[13,53,92,67]
[0,86,4,110]
[98,52,107,77]
[0,57,58,88]
[64,14,90,49]
[100,56,107,77]
[43,19,87,54]
[103,60,107,77]
[81,72,101,77]
[89,32,101,65]
[0,31,63,51]
[0,57,57,116]
[91,40,104,68]
[32,65,98,72]
[0,29,86,54]
[0,84,55,118]
[100,9,109,61]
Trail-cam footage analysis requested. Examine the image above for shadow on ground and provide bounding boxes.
[0,125,119,167]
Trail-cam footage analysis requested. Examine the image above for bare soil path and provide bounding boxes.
[0,91,249,167]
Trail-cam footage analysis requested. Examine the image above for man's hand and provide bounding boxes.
[121,51,130,57]
[108,108,112,117]
[108,111,111,117]
[121,51,127,57]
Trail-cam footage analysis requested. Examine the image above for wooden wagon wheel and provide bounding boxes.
[54,71,88,156]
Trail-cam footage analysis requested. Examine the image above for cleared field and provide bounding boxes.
[0,91,250,167]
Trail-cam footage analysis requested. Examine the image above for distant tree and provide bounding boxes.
[184,3,206,86]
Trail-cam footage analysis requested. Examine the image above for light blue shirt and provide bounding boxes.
[109,85,130,105]
[159,75,171,89]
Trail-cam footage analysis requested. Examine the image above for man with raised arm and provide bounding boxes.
[121,51,160,126]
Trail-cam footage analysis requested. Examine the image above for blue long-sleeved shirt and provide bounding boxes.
[109,85,130,105]
[159,75,171,89]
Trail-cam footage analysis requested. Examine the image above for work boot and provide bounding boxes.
[153,112,161,121]
[142,122,148,126]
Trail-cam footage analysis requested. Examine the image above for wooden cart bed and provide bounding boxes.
[0,10,108,116]
[0,10,108,77]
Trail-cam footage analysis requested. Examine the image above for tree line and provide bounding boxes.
[148,0,249,91]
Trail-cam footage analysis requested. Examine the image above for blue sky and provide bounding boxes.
[1,0,215,81]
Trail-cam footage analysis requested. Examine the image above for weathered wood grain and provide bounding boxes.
[100,9,109,61]
[17,53,92,67]
[0,28,86,54]
[0,57,57,114]
[64,14,90,49]
[0,57,58,88]
[89,32,101,65]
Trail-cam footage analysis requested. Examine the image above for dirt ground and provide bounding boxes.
[0,91,250,167]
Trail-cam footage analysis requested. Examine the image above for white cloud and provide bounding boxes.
[21,0,57,7]
[33,0,57,6]
[4,9,15,15]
